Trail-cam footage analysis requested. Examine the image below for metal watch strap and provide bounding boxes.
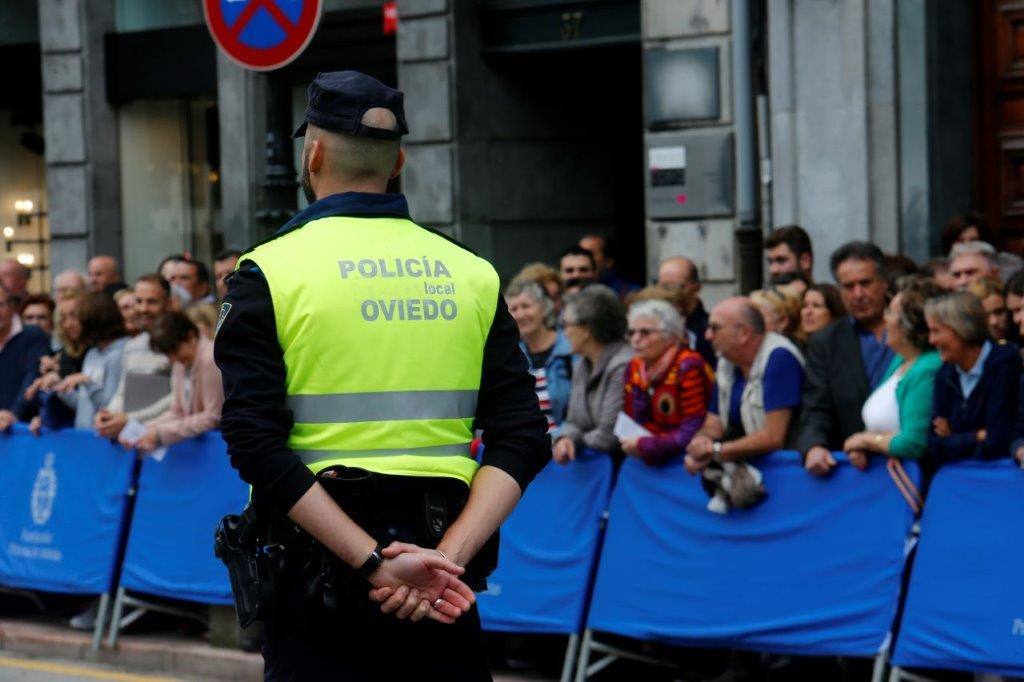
[712,440,723,463]
[356,542,385,580]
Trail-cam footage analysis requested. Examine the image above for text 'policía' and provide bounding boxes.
[339,257,459,322]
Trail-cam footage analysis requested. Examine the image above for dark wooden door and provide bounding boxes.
[976,0,1024,250]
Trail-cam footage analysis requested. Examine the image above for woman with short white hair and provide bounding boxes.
[927,291,1021,463]
[619,299,713,464]
[504,280,572,433]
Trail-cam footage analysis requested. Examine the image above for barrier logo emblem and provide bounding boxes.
[204,0,323,71]
[30,452,57,526]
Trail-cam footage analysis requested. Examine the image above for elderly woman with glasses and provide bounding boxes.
[619,299,713,463]
[552,285,632,464]
[927,291,1022,462]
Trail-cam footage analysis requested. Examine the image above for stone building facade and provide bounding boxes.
[0,0,981,298]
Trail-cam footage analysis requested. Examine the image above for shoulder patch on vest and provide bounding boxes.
[215,302,232,338]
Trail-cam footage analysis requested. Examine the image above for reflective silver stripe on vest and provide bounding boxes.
[287,390,478,424]
[294,443,473,463]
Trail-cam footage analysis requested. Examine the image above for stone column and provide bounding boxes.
[396,0,457,237]
[217,52,267,250]
[39,0,120,276]
[768,0,900,278]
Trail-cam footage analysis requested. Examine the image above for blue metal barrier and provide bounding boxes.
[120,432,248,605]
[891,458,1024,677]
[0,426,134,595]
[584,452,918,658]
[478,448,614,634]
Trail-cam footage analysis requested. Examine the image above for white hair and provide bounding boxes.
[949,240,998,268]
[627,299,685,339]
[503,279,556,329]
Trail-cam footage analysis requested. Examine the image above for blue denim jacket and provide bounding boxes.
[519,331,574,428]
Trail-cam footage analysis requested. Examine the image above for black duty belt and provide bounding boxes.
[268,465,497,593]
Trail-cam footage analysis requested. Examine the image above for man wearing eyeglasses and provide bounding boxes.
[656,256,715,366]
[686,297,805,471]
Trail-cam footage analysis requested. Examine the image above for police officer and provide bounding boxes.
[214,71,550,680]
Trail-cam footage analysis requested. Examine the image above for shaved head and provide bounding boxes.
[301,108,401,203]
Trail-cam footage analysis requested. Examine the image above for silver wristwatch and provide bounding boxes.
[711,440,723,463]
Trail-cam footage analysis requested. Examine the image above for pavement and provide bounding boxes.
[0,618,552,681]
[0,618,260,681]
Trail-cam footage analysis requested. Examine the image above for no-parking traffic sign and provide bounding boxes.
[204,0,323,71]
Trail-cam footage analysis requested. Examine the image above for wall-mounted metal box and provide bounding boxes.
[645,128,734,219]
[645,46,720,126]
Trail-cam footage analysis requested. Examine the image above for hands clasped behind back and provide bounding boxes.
[365,543,476,624]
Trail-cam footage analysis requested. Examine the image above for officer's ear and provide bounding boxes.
[390,148,405,180]
[307,139,325,174]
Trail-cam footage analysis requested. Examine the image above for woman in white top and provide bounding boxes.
[843,276,943,468]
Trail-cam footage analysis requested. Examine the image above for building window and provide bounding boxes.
[118,100,221,281]
[116,0,202,33]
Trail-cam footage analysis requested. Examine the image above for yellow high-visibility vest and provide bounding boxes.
[244,215,499,485]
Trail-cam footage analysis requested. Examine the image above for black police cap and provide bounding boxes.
[291,71,409,141]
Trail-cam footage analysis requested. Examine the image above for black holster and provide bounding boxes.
[214,503,285,628]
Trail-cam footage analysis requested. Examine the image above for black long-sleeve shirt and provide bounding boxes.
[214,197,550,515]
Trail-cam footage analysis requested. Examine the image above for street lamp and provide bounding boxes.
[15,199,36,226]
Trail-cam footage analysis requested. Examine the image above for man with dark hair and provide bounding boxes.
[765,225,814,284]
[0,285,51,430]
[214,250,242,300]
[170,258,214,306]
[798,241,892,476]
[579,234,639,298]
[559,246,597,295]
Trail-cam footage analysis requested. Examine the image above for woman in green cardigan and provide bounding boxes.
[843,277,943,468]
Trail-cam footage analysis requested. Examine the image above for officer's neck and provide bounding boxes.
[314,176,389,199]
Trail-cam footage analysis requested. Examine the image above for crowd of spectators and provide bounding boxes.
[4,213,1024,647]
[3,219,1020,489]
[508,217,1024,512]
[0,249,238,629]
[0,251,238,441]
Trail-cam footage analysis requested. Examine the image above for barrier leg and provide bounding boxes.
[97,452,144,651]
[560,633,579,682]
[106,586,127,648]
[872,653,887,682]
[90,592,110,652]
[574,629,594,682]
[888,668,945,682]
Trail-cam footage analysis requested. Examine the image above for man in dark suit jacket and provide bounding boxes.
[797,242,893,475]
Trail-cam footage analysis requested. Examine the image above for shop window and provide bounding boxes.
[0,119,47,292]
[119,100,221,282]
